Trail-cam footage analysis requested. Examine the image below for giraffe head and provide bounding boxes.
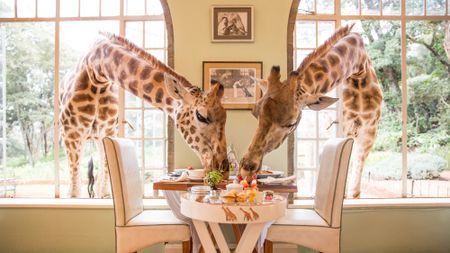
[164,75,229,175]
[239,66,338,178]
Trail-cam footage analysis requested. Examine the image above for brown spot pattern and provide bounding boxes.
[155,88,164,103]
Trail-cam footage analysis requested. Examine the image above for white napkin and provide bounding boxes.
[175,171,189,182]
[258,175,297,185]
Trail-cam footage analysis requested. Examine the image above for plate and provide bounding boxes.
[257,170,284,179]
[188,176,204,181]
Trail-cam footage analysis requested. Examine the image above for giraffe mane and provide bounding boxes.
[99,31,193,88]
[296,24,355,74]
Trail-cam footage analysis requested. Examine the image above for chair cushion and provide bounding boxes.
[126,210,187,226]
[274,209,329,227]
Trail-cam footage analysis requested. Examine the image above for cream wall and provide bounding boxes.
[167,0,292,170]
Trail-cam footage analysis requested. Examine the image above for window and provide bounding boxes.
[0,0,170,198]
[294,0,450,198]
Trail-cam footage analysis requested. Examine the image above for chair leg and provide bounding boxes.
[182,239,191,253]
[264,240,273,253]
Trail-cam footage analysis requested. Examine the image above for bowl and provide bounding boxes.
[186,169,205,179]
[226,183,244,192]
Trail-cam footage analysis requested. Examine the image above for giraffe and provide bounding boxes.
[60,33,229,198]
[240,25,383,198]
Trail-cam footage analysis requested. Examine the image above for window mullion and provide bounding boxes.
[401,0,408,198]
[53,0,61,198]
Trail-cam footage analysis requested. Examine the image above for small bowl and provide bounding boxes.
[186,169,205,178]
[226,183,244,192]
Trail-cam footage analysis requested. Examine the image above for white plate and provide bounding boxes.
[257,170,284,179]
[188,176,204,181]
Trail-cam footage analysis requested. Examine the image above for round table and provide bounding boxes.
[180,193,286,253]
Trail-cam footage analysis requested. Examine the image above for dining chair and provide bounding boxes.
[264,137,354,253]
[103,137,191,253]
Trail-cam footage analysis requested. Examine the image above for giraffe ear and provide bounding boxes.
[306,95,339,111]
[209,80,224,99]
[165,73,193,103]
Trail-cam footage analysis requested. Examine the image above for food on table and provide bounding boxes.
[247,189,257,203]
[263,190,274,201]
[236,192,247,203]
[221,190,237,203]
[240,179,249,188]
[226,181,244,192]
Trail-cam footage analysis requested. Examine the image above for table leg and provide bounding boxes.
[208,223,230,253]
[234,223,265,253]
[192,219,216,253]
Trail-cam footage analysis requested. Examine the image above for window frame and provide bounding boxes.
[0,0,174,199]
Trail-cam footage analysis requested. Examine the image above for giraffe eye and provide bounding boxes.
[196,110,211,124]
[282,122,297,128]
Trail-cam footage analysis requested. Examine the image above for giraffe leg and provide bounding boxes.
[64,138,85,198]
[94,139,111,198]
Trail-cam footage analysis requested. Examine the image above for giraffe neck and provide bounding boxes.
[85,39,182,118]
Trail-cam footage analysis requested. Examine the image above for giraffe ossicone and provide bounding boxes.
[59,33,228,198]
[240,24,383,198]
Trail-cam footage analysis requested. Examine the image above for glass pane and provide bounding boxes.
[146,0,163,15]
[357,20,402,198]
[144,140,164,168]
[406,0,424,15]
[406,21,449,197]
[125,0,145,16]
[125,110,142,138]
[298,0,315,14]
[17,0,36,18]
[318,21,335,45]
[341,0,359,15]
[296,110,316,138]
[144,110,164,138]
[296,140,317,168]
[125,21,144,47]
[38,0,56,17]
[296,21,316,48]
[317,0,334,14]
[101,0,119,16]
[60,0,78,17]
[80,0,100,17]
[148,49,165,62]
[0,0,15,18]
[318,110,337,138]
[60,21,119,77]
[133,140,143,168]
[426,0,445,15]
[145,21,165,48]
[382,0,400,15]
[295,49,313,67]
[362,0,380,15]
[2,22,55,198]
[125,90,140,108]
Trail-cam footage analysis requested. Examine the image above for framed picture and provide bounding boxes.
[203,61,263,109]
[211,6,254,42]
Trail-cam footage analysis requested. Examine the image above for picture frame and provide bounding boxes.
[211,5,254,42]
[203,61,263,110]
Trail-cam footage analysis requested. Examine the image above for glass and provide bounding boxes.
[38,0,56,17]
[298,0,314,14]
[60,0,78,17]
[362,0,380,15]
[341,0,359,15]
[144,110,165,138]
[296,21,316,48]
[296,140,317,168]
[144,140,165,169]
[318,21,335,45]
[146,0,163,15]
[295,49,313,67]
[406,0,424,16]
[125,110,142,137]
[148,49,165,62]
[125,90,141,108]
[426,0,445,16]
[318,110,337,138]
[296,169,316,197]
[2,22,55,198]
[296,110,316,138]
[125,0,145,16]
[17,0,35,18]
[80,0,100,17]
[126,21,144,47]
[145,21,165,48]
[317,0,334,14]
[382,0,400,15]
[406,21,449,197]
[101,0,120,16]
[0,0,14,18]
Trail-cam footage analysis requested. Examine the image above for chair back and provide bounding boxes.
[314,138,353,228]
[103,137,143,226]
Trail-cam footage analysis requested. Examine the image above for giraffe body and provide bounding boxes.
[240,25,382,198]
[60,34,228,198]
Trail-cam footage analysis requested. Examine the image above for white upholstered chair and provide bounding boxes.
[265,137,354,253]
[103,137,191,253]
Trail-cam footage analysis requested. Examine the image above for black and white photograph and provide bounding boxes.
[203,62,262,109]
[212,6,254,42]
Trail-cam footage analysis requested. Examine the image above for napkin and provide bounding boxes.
[175,171,189,182]
[257,175,296,185]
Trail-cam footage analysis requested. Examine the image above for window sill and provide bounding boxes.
[1,198,449,209]
[291,198,450,209]
[0,198,169,209]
